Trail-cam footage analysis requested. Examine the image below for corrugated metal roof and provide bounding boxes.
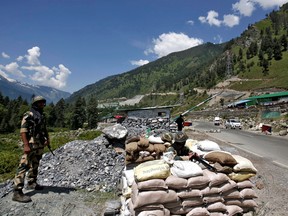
[247,91,288,99]
[227,99,251,107]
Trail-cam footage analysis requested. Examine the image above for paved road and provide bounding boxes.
[193,120,288,168]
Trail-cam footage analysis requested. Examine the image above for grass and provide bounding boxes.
[0,129,102,182]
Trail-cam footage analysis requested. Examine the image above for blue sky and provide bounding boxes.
[0,0,287,94]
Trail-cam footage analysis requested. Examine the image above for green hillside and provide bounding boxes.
[68,3,288,105]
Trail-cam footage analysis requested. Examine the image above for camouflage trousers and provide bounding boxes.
[13,144,44,190]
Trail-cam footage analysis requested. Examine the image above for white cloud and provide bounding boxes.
[2,52,10,59]
[4,62,26,78]
[213,35,223,44]
[145,32,204,58]
[233,0,288,17]
[252,0,288,9]
[130,59,150,66]
[17,56,24,62]
[0,46,73,90]
[199,10,240,28]
[199,10,222,27]
[26,46,41,65]
[22,64,71,89]
[187,20,194,25]
[0,65,16,82]
[233,0,255,17]
[223,14,240,27]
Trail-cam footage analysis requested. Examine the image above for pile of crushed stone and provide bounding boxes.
[0,134,126,198]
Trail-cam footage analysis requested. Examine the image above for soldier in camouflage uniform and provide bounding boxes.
[12,96,50,203]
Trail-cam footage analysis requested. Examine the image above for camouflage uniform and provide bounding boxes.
[13,110,48,190]
[12,96,49,204]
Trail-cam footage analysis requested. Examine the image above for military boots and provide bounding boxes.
[12,189,32,203]
[26,182,44,190]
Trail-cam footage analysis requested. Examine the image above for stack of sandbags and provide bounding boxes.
[203,151,258,182]
[128,159,173,216]
[125,135,170,164]
[121,157,258,216]
[229,155,258,182]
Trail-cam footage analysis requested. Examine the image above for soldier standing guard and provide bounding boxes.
[12,96,50,203]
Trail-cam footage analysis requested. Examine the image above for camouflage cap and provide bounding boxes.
[161,132,173,142]
[174,131,188,143]
[32,96,46,105]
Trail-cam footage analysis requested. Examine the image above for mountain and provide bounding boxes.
[68,42,226,103]
[0,75,71,104]
[67,3,288,106]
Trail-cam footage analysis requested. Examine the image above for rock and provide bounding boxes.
[279,129,287,136]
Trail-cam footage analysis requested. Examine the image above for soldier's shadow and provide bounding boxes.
[25,186,76,196]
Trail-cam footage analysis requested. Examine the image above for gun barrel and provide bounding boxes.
[191,155,217,172]
[48,145,55,156]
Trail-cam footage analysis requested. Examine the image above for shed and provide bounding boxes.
[120,105,178,119]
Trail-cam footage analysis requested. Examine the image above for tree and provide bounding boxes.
[281,34,287,51]
[70,97,86,130]
[86,96,98,129]
[273,38,282,60]
[262,58,269,75]
[54,98,66,128]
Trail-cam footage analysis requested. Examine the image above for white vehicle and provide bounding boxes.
[214,117,221,126]
[225,119,242,129]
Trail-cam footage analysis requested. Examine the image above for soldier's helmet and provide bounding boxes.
[161,132,173,142]
[32,96,46,105]
[174,131,188,143]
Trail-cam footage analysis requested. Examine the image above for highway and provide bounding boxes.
[193,120,288,169]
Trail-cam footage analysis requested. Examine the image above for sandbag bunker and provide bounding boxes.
[120,134,258,216]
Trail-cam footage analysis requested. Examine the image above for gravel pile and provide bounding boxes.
[37,135,125,192]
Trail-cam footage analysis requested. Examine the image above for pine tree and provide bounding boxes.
[70,97,86,130]
[86,96,98,129]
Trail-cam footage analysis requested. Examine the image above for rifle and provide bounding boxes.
[47,144,55,156]
[190,152,217,172]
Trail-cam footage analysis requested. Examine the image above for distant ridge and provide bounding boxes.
[0,75,71,104]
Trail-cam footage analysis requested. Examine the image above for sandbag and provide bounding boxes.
[228,172,256,182]
[148,135,164,144]
[137,208,170,216]
[196,139,221,151]
[131,187,178,209]
[138,137,150,148]
[232,155,258,173]
[177,188,202,199]
[170,160,203,178]
[123,169,135,186]
[186,173,210,189]
[186,207,210,216]
[203,169,229,187]
[185,139,198,150]
[204,150,238,166]
[137,179,168,191]
[207,202,227,212]
[134,160,170,181]
[240,188,258,199]
[125,142,139,154]
[237,180,254,189]
[165,175,188,189]
[181,197,204,208]
[226,205,243,216]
